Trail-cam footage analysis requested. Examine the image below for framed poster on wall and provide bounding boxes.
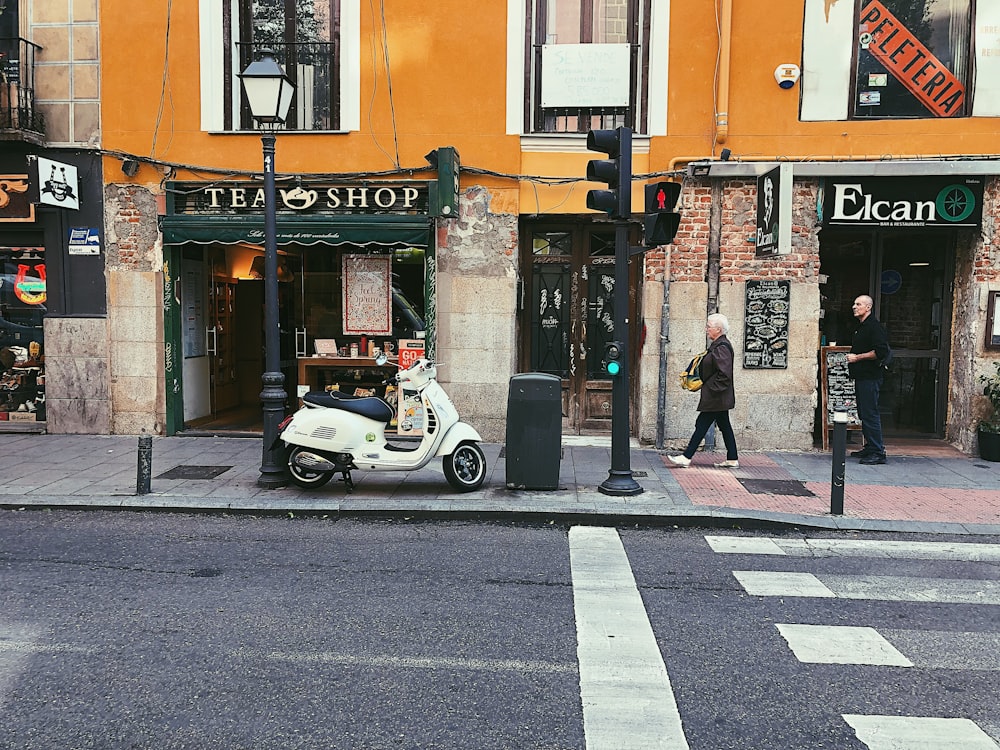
[342,254,392,336]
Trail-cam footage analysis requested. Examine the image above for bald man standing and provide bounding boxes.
[846,295,891,465]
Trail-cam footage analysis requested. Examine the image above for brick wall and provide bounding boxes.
[974,177,1000,284]
[644,180,822,284]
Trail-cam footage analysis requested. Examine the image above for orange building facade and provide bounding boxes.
[6,0,992,457]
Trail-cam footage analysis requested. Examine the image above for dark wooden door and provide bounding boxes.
[521,222,639,434]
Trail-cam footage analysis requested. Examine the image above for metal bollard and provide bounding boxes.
[137,434,153,495]
[830,411,847,515]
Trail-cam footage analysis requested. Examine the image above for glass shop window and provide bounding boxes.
[0,247,46,422]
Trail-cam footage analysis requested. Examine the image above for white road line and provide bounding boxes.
[734,571,1000,605]
[733,570,836,598]
[843,714,1000,749]
[0,641,91,655]
[569,526,688,750]
[707,535,1000,561]
[706,536,788,555]
[259,651,576,674]
[776,624,912,667]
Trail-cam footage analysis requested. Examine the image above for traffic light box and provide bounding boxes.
[585,127,632,219]
[643,181,682,247]
[427,146,460,217]
[603,341,624,376]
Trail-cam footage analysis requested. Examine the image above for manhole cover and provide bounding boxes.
[737,478,815,497]
[156,465,233,480]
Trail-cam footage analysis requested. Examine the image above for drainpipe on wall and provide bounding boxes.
[715,0,733,148]
[656,270,671,450]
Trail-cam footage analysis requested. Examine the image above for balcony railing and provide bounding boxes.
[236,41,338,132]
[0,38,42,137]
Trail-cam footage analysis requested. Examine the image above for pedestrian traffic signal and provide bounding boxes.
[643,181,682,247]
[603,340,624,376]
[586,127,632,220]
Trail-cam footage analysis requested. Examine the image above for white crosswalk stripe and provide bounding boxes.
[843,715,1000,750]
[707,535,1000,561]
[734,570,1000,605]
[776,624,913,666]
[776,624,1000,671]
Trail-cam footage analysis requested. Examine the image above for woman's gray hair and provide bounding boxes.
[707,313,729,334]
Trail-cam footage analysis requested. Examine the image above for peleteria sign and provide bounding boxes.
[822,176,983,229]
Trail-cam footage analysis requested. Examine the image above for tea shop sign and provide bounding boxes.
[172,181,429,216]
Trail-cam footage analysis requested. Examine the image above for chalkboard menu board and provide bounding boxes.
[743,280,790,369]
[820,345,862,450]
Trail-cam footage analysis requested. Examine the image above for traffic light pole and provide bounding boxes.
[599,219,643,497]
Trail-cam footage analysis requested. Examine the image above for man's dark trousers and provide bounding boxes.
[855,377,885,456]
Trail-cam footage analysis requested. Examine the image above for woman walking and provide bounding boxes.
[669,313,739,468]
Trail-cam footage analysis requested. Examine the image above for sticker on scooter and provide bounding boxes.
[366,432,376,442]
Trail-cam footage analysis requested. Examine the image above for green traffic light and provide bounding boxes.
[606,360,621,376]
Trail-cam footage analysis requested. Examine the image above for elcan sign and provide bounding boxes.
[756,164,791,257]
[823,177,983,228]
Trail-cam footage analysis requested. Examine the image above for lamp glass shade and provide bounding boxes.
[238,51,296,125]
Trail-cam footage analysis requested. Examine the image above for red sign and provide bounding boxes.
[397,339,425,371]
[860,1,965,117]
[14,263,47,305]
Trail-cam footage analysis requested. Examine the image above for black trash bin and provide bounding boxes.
[505,373,562,490]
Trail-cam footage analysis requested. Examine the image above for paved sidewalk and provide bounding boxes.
[1,433,999,535]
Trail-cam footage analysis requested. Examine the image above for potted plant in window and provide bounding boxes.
[978,362,1000,462]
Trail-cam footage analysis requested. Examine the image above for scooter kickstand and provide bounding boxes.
[340,470,354,493]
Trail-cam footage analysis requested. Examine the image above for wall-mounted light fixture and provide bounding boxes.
[121,158,140,177]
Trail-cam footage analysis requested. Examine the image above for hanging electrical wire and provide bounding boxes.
[150,0,175,159]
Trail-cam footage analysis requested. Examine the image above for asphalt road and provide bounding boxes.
[1,511,997,750]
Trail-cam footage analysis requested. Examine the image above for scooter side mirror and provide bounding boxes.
[375,353,388,366]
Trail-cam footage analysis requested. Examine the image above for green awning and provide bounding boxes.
[161,214,432,247]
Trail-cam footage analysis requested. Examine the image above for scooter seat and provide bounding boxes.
[303,391,395,423]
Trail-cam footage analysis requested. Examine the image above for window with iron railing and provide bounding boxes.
[225,0,340,132]
[0,37,42,134]
[525,0,650,134]
[236,40,338,131]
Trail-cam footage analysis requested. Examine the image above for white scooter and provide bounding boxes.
[275,356,487,492]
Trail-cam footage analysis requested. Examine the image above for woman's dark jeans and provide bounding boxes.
[684,410,738,460]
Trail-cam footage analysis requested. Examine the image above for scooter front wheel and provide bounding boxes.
[287,446,335,489]
[443,441,487,492]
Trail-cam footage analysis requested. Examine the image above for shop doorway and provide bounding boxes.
[176,245,297,434]
[519,221,640,435]
[819,230,954,439]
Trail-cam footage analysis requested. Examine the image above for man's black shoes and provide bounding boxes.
[859,453,887,465]
[850,448,873,457]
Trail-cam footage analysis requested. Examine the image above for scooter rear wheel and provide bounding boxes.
[443,441,487,492]
[287,447,335,489]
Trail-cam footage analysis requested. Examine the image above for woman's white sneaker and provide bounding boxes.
[713,459,740,468]
[668,454,691,467]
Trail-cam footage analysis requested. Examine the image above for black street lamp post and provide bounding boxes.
[238,50,296,489]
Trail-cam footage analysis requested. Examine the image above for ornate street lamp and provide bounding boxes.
[238,49,296,488]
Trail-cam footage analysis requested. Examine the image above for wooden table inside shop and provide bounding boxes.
[297,356,395,395]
